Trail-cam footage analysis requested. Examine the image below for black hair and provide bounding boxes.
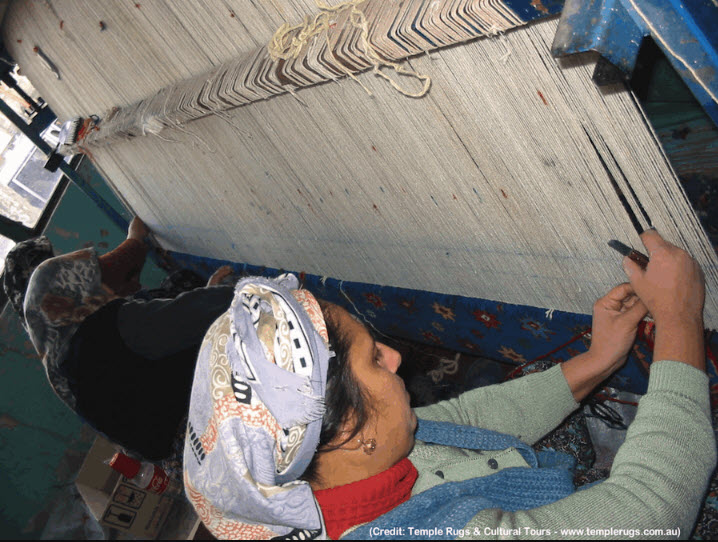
[300,302,374,486]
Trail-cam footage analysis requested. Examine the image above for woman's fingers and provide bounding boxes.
[638,228,665,255]
[598,283,636,312]
[207,265,234,286]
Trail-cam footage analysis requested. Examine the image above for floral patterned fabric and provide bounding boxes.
[2,236,55,324]
[23,248,117,409]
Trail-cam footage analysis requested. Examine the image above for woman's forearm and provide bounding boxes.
[560,351,618,402]
[98,238,148,295]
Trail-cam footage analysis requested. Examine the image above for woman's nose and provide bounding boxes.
[378,343,402,373]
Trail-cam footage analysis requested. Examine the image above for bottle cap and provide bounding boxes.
[109,452,141,478]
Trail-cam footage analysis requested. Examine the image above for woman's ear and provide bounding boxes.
[326,410,362,451]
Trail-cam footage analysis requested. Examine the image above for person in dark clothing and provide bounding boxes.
[3,217,234,460]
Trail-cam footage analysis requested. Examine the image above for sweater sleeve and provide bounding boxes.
[413,365,579,445]
[462,360,716,539]
[117,285,234,360]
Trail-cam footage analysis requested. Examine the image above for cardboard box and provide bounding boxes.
[75,436,174,539]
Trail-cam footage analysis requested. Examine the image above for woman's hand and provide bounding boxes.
[623,229,705,371]
[562,283,647,402]
[622,229,704,328]
[207,265,233,286]
[588,283,648,372]
[127,217,149,241]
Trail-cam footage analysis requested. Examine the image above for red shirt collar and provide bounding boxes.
[313,458,418,539]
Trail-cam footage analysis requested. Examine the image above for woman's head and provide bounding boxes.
[303,301,416,490]
[183,275,334,539]
[183,275,415,538]
[2,236,54,322]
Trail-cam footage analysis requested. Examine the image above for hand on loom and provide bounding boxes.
[207,265,234,287]
[127,216,150,241]
[623,229,705,372]
[561,284,648,402]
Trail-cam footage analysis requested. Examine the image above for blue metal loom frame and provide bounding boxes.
[551,0,718,127]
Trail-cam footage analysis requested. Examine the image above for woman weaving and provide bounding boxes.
[183,229,715,539]
[3,217,235,461]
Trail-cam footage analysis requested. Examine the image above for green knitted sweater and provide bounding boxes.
[410,361,716,539]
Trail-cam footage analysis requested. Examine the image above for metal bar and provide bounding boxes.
[11,176,49,204]
[0,72,41,112]
[0,98,129,233]
[552,0,718,127]
[0,214,33,242]
[0,99,170,278]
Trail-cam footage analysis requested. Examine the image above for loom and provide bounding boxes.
[0,0,716,395]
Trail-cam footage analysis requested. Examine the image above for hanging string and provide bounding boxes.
[268,0,431,98]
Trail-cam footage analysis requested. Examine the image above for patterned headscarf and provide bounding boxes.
[23,248,117,408]
[184,274,332,539]
[3,236,55,323]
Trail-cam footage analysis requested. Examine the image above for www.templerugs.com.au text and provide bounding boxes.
[368,526,681,538]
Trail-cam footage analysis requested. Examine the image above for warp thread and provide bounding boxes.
[12,3,717,328]
[58,0,526,150]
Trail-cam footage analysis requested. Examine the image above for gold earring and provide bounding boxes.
[358,438,376,455]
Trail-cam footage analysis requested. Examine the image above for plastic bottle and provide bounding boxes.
[108,452,177,495]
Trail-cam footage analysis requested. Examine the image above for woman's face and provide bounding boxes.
[323,303,417,470]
